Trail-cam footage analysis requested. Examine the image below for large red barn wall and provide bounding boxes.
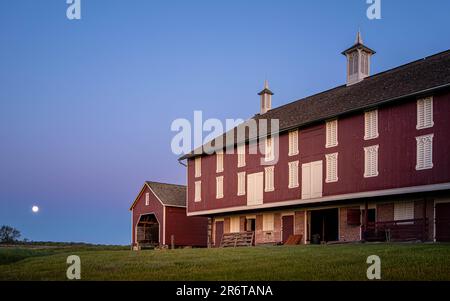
[131,186,164,245]
[164,207,208,247]
[188,90,450,212]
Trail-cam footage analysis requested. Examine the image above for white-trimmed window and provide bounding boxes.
[364,109,379,140]
[194,181,202,202]
[216,151,224,173]
[264,166,275,192]
[145,192,150,206]
[230,216,240,233]
[265,137,274,162]
[237,172,246,196]
[288,161,299,188]
[416,134,433,170]
[216,176,224,199]
[394,201,414,222]
[288,130,299,156]
[325,153,338,183]
[417,97,433,129]
[237,144,246,167]
[263,213,274,231]
[195,157,201,178]
[364,145,379,178]
[325,119,338,148]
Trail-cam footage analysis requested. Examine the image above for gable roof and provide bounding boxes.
[179,49,450,160]
[129,181,186,210]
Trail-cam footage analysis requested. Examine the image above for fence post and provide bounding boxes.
[171,235,175,250]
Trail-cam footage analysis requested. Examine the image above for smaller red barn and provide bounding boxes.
[130,181,208,249]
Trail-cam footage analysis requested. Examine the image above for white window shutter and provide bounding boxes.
[288,161,299,188]
[230,216,240,233]
[289,130,299,156]
[263,213,274,231]
[216,176,224,199]
[237,144,246,167]
[195,157,201,178]
[325,153,338,183]
[417,97,433,129]
[311,161,323,198]
[194,181,202,202]
[394,202,414,221]
[326,120,338,148]
[265,166,275,192]
[416,134,433,170]
[216,151,224,173]
[364,145,379,177]
[145,193,150,206]
[301,163,311,199]
[237,172,246,196]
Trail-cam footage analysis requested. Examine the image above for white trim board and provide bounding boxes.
[186,182,450,216]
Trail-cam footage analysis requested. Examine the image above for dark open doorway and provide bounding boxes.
[245,218,256,232]
[136,214,159,246]
[310,208,339,243]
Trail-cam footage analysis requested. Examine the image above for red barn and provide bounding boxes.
[179,33,450,246]
[130,181,208,249]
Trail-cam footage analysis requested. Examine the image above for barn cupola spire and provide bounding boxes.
[258,80,274,114]
[342,31,376,86]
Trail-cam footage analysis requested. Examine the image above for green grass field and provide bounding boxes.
[1,243,449,281]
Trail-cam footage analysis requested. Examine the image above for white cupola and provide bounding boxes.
[342,31,376,86]
[258,80,273,114]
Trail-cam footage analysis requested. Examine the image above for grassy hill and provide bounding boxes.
[1,243,450,280]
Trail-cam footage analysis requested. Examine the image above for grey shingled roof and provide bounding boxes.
[179,49,450,160]
[146,181,186,207]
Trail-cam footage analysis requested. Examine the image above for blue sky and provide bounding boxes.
[0,0,449,244]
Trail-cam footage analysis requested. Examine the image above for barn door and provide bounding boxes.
[247,172,263,206]
[215,221,224,247]
[282,215,294,244]
[302,160,323,199]
[436,203,450,242]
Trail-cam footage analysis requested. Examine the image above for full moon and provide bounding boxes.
[32,206,39,213]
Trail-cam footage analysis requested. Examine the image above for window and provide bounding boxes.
[216,176,224,199]
[288,130,299,156]
[394,201,414,222]
[364,145,379,178]
[364,109,379,140]
[417,97,434,129]
[361,52,369,75]
[325,153,338,183]
[349,52,358,75]
[263,213,274,231]
[288,161,299,188]
[247,172,263,206]
[195,157,201,178]
[194,181,201,202]
[301,161,323,199]
[325,119,338,148]
[416,134,433,170]
[265,137,274,162]
[230,216,240,233]
[145,192,150,206]
[237,144,246,167]
[237,172,246,196]
[216,151,224,173]
[264,166,275,192]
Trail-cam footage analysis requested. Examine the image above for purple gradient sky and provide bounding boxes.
[0,0,449,244]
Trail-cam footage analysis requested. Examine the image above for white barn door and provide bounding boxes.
[247,172,263,206]
[302,160,323,199]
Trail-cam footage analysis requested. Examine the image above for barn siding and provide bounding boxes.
[164,206,208,247]
[187,91,450,214]
[131,186,164,245]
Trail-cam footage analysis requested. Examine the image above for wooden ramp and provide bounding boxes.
[284,234,303,245]
[220,232,254,248]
